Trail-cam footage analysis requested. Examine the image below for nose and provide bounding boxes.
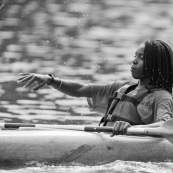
[132,57,138,65]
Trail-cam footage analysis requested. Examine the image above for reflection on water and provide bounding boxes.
[1,0,173,172]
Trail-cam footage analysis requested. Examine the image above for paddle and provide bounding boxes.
[0,120,173,143]
[0,123,113,132]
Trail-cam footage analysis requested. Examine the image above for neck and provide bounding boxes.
[138,78,150,87]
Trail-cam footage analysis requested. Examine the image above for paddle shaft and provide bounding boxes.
[0,120,173,137]
[0,122,160,134]
[0,123,113,132]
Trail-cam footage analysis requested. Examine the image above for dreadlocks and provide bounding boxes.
[143,40,173,93]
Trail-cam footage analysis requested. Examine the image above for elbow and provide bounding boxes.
[69,91,88,98]
[66,84,89,98]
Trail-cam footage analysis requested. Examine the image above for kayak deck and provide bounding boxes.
[0,129,172,166]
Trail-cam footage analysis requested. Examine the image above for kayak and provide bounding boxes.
[0,128,173,166]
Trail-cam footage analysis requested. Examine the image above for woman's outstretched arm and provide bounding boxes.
[17,73,91,98]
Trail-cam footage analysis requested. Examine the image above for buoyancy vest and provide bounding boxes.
[99,83,160,126]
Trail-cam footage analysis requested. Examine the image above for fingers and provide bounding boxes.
[110,121,131,137]
[17,73,48,91]
[110,121,121,137]
[31,82,46,91]
[24,76,36,88]
[17,73,37,88]
[123,123,131,134]
[17,73,33,84]
[17,75,33,84]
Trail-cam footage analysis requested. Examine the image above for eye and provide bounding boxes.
[139,54,144,60]
[136,53,144,60]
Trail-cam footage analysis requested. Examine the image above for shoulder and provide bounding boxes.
[140,89,173,106]
[108,80,137,88]
[107,80,137,94]
[138,89,173,123]
[152,89,173,101]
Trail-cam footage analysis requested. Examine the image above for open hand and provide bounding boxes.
[110,121,131,137]
[17,73,51,91]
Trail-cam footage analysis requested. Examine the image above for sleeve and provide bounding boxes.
[87,80,128,115]
[154,98,173,122]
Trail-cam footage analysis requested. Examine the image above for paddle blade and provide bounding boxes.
[159,119,173,144]
[127,119,173,144]
[161,119,173,134]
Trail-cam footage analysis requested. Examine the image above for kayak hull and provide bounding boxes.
[0,129,173,166]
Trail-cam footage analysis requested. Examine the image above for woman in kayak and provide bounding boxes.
[17,39,173,136]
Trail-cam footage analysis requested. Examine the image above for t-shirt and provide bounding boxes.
[87,80,173,124]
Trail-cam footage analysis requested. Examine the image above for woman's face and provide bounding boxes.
[130,43,145,79]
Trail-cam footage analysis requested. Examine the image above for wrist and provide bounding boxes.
[47,74,54,85]
[57,78,62,89]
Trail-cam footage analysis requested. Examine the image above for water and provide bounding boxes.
[1,0,173,172]
[1,161,173,173]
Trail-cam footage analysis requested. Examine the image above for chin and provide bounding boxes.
[131,72,143,79]
[131,74,140,79]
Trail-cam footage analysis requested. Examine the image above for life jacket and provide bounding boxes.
[99,83,160,126]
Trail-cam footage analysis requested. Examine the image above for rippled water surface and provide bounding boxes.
[1,0,173,172]
[1,161,173,173]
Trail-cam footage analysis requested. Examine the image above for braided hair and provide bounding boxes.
[142,40,173,93]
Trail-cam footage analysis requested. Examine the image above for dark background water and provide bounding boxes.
[1,0,172,125]
[1,0,173,172]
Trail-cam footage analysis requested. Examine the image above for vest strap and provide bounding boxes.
[107,115,138,125]
[100,96,120,126]
[121,95,139,106]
